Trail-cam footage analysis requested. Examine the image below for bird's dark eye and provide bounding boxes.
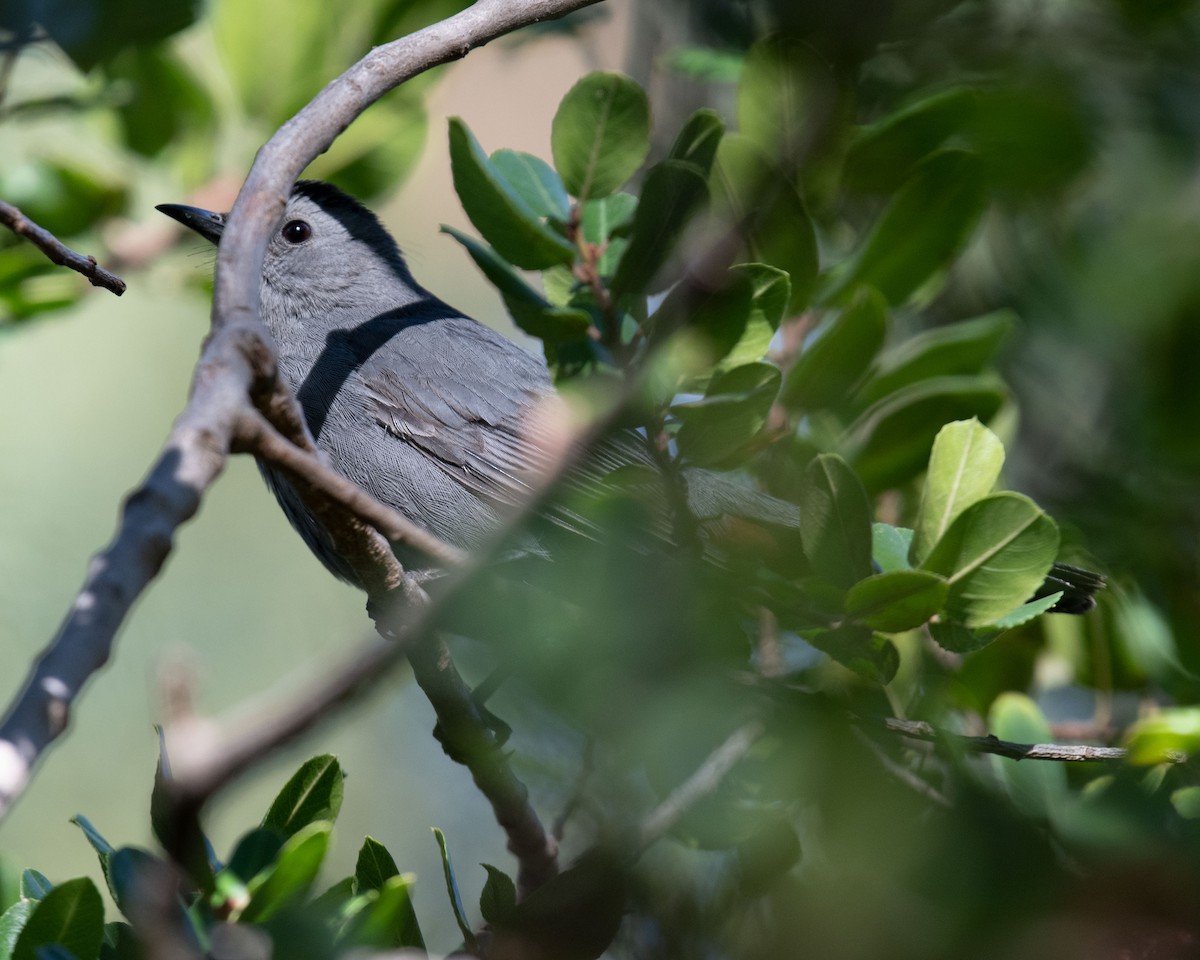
[281,219,311,244]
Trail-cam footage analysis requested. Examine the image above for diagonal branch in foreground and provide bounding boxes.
[0,199,127,295]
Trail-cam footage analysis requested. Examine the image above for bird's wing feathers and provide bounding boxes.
[360,315,560,510]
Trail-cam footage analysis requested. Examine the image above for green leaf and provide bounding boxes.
[666,109,725,176]
[479,865,516,925]
[19,876,50,903]
[490,150,571,221]
[0,164,127,239]
[910,418,1006,565]
[68,820,113,863]
[12,879,103,960]
[448,118,577,270]
[711,135,818,312]
[651,270,754,360]
[848,374,1008,493]
[986,592,1063,630]
[872,524,913,573]
[988,694,1067,821]
[103,46,214,157]
[799,454,874,590]
[1171,786,1200,819]
[844,571,949,632]
[853,311,1015,410]
[716,264,790,373]
[967,83,1092,196]
[1124,709,1200,765]
[261,755,344,839]
[501,852,626,960]
[781,287,887,412]
[240,822,332,924]
[921,492,1060,628]
[805,625,899,683]
[843,87,980,193]
[0,901,35,960]
[551,72,650,200]
[737,36,817,159]
[826,150,987,306]
[32,0,202,72]
[338,875,423,951]
[580,193,637,275]
[610,160,709,302]
[99,923,138,960]
[107,850,158,922]
[443,226,591,343]
[226,829,285,884]
[673,362,780,468]
[432,829,474,948]
[354,838,399,895]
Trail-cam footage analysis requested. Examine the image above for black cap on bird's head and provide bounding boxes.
[156,181,406,266]
[157,180,422,318]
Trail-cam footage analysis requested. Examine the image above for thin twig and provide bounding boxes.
[883,717,1185,763]
[553,738,596,841]
[233,408,467,569]
[852,727,951,807]
[639,721,765,850]
[0,199,127,295]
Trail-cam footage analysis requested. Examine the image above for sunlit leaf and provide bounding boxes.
[491,150,571,222]
[844,570,948,632]
[848,374,1008,493]
[910,418,1006,565]
[449,118,577,270]
[443,226,591,342]
[921,492,1059,628]
[262,755,343,839]
[240,823,332,924]
[551,72,650,200]
[12,878,103,960]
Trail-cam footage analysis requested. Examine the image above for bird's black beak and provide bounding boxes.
[156,203,226,245]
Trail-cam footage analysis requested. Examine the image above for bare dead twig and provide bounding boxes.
[0,199,127,295]
[883,717,1185,764]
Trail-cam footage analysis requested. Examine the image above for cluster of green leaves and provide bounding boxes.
[0,755,460,960]
[445,57,1069,681]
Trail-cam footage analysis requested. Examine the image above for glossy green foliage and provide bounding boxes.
[0,757,435,959]
[551,73,650,200]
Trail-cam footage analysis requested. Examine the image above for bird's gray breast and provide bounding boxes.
[260,303,549,580]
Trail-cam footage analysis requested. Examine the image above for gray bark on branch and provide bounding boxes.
[0,198,127,295]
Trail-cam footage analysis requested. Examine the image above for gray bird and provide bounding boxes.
[157,181,1103,613]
